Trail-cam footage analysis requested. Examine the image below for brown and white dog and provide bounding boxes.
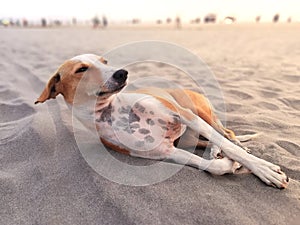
[35,54,289,188]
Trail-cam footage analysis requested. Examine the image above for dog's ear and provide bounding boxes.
[100,57,108,64]
[35,73,62,104]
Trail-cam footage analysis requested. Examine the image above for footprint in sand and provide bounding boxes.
[259,90,279,98]
[0,86,36,144]
[0,171,17,195]
[255,117,289,130]
[276,140,300,157]
[282,75,300,83]
[228,90,253,100]
[225,103,242,112]
[279,98,300,110]
[256,102,280,110]
[0,102,35,123]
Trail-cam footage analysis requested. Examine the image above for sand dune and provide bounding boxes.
[0,25,300,224]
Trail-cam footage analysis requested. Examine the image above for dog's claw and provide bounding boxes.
[216,153,223,159]
[210,145,223,159]
[280,182,289,189]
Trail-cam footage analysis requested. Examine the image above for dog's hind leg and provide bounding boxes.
[213,119,253,154]
[174,128,212,149]
[173,90,253,153]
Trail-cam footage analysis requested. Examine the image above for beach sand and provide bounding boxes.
[0,24,300,225]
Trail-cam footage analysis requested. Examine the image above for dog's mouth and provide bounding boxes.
[95,83,127,97]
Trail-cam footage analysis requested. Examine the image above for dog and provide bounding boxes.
[35,54,289,188]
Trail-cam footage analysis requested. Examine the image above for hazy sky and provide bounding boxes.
[1,0,299,22]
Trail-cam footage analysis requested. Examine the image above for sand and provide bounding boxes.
[0,24,300,225]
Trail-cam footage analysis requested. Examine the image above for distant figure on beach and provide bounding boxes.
[195,17,201,24]
[102,16,108,28]
[287,17,292,23]
[191,18,201,24]
[9,19,15,26]
[53,20,62,26]
[273,14,280,23]
[166,18,172,24]
[16,20,21,27]
[92,16,100,28]
[255,16,261,23]
[175,16,181,29]
[204,14,217,23]
[72,17,77,26]
[132,19,140,24]
[23,18,28,27]
[41,18,47,27]
[190,18,201,24]
[156,19,162,24]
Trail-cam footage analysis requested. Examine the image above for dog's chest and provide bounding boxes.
[94,94,186,151]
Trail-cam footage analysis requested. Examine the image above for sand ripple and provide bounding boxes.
[0,86,36,144]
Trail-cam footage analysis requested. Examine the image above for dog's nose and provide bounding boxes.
[112,69,128,83]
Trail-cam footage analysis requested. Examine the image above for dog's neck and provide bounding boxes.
[94,95,115,112]
[65,94,117,130]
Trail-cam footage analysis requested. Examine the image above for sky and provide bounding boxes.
[1,0,299,22]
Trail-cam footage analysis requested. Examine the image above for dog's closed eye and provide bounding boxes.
[75,66,89,73]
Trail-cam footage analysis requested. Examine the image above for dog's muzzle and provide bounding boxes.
[95,69,128,97]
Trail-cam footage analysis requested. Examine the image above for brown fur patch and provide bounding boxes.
[100,138,130,155]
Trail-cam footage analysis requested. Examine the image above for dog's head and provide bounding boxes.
[35,54,128,105]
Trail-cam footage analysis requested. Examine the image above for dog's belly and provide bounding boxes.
[95,93,186,157]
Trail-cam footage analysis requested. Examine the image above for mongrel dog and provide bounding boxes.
[35,54,289,189]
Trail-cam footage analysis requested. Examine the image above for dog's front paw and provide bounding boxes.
[210,145,223,159]
[251,160,289,189]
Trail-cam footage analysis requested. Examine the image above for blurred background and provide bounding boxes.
[1,0,299,28]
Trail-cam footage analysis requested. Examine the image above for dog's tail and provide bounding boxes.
[236,133,261,142]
